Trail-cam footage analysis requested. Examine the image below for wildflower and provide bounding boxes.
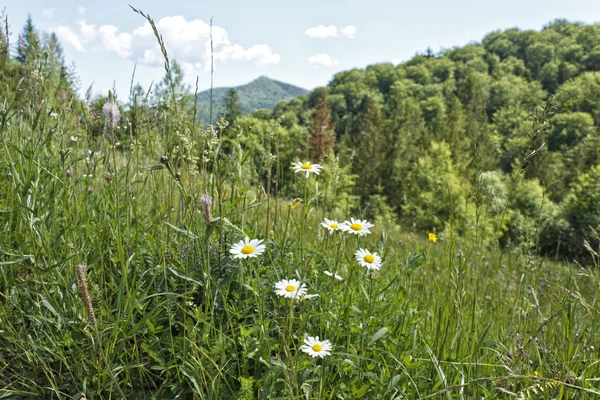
[274,279,307,299]
[341,218,374,236]
[105,172,112,182]
[70,135,79,142]
[321,218,341,234]
[76,263,96,325]
[288,198,303,209]
[291,161,322,178]
[87,186,93,195]
[323,270,343,281]
[428,232,437,243]
[229,237,266,259]
[355,248,383,270]
[66,169,72,178]
[300,336,332,358]
[201,193,212,225]
[102,91,120,129]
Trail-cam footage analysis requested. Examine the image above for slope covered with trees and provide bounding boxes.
[194,76,308,125]
[269,19,600,261]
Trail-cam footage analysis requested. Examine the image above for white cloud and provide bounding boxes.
[308,53,338,67]
[305,25,338,38]
[77,6,86,15]
[53,26,86,52]
[392,57,404,65]
[43,8,55,18]
[97,25,132,57]
[52,16,279,69]
[341,25,356,39]
[305,24,356,39]
[215,44,280,66]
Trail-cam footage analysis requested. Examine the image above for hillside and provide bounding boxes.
[272,19,600,261]
[194,76,307,124]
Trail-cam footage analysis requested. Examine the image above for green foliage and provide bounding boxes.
[221,88,242,122]
[551,165,600,260]
[273,19,600,261]
[2,12,600,400]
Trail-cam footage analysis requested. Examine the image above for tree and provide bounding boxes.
[307,92,336,161]
[353,96,384,202]
[16,15,39,65]
[0,11,8,67]
[222,88,242,122]
[154,60,191,105]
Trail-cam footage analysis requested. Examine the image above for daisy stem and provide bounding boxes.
[331,233,344,296]
[361,276,375,354]
[281,206,292,273]
[319,358,327,398]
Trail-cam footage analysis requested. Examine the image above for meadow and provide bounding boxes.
[2,9,600,400]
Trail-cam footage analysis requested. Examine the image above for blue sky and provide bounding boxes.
[4,0,600,99]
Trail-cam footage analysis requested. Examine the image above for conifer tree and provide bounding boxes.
[308,92,336,161]
[354,96,383,202]
[16,15,39,65]
[222,88,242,122]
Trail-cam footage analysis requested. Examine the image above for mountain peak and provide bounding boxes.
[194,77,307,124]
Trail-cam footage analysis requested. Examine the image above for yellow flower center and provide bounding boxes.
[312,344,323,352]
[330,223,338,229]
[300,163,312,170]
[241,245,255,254]
[364,254,375,263]
[350,223,362,231]
[285,285,296,292]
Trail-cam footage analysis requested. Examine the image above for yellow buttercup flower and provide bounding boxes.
[428,232,437,243]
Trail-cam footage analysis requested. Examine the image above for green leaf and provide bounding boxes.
[423,338,452,400]
[368,327,389,344]
[163,221,197,239]
[142,164,167,171]
[168,266,203,286]
[39,295,58,317]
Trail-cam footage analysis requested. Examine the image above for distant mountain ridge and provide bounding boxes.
[194,76,307,124]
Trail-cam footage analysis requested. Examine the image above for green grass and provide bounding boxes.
[1,99,600,399]
[1,15,600,399]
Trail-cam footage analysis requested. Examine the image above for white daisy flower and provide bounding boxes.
[300,336,333,358]
[355,248,383,270]
[320,218,341,234]
[341,218,374,236]
[291,161,322,178]
[323,270,343,281]
[274,279,307,299]
[70,135,79,142]
[229,237,266,259]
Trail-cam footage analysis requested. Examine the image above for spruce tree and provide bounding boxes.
[308,92,336,161]
[16,15,39,65]
[222,88,242,122]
